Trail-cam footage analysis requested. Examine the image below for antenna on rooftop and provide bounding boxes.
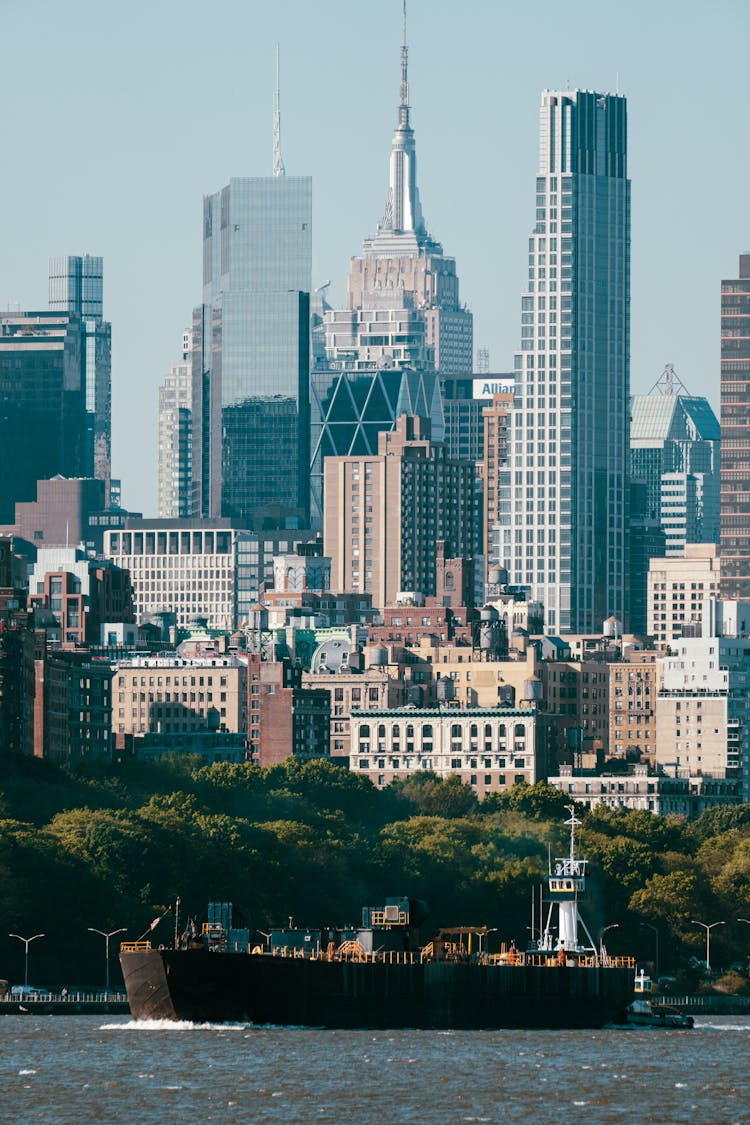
[400,0,409,110]
[648,363,689,397]
[273,44,285,177]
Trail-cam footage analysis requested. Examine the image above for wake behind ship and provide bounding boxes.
[120,810,635,1029]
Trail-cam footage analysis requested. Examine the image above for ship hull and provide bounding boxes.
[120,948,632,1029]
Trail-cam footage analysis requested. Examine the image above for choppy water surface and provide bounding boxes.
[3,1015,750,1123]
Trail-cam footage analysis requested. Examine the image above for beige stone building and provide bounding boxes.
[647,544,721,645]
[409,640,540,708]
[323,415,474,609]
[548,764,740,817]
[112,655,247,737]
[609,655,659,764]
[301,666,408,758]
[654,639,729,777]
[349,706,539,797]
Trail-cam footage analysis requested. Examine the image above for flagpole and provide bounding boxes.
[135,905,172,944]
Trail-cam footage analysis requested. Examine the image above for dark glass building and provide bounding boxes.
[49,255,112,497]
[0,312,87,524]
[193,176,312,528]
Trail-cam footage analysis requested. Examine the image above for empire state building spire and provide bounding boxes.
[379,1,427,243]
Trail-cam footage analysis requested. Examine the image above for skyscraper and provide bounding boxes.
[323,15,472,375]
[631,365,720,556]
[49,255,112,496]
[323,414,474,607]
[720,253,750,599]
[158,330,194,519]
[192,56,312,528]
[0,311,87,523]
[506,90,630,633]
[309,365,444,527]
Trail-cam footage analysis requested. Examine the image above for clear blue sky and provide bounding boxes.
[1,0,747,515]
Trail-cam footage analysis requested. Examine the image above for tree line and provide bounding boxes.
[1,753,750,990]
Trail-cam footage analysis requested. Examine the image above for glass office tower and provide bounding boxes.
[193,177,312,526]
[0,311,87,523]
[506,90,630,633]
[49,255,112,496]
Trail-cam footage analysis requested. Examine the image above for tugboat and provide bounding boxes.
[623,971,694,1029]
[119,808,635,1028]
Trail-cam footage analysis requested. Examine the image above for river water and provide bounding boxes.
[3,1015,749,1124]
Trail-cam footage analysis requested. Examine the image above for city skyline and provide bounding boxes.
[1,0,749,514]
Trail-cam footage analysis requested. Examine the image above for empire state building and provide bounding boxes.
[323,14,473,377]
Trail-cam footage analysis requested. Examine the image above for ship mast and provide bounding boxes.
[540,807,597,956]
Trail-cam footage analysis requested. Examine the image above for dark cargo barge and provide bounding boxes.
[120,944,633,1028]
[120,810,635,1029]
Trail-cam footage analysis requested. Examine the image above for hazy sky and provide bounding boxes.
[1,0,748,515]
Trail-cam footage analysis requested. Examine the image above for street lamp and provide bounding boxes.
[599,924,619,964]
[479,928,499,957]
[691,919,725,974]
[9,933,45,988]
[88,927,127,993]
[639,922,660,980]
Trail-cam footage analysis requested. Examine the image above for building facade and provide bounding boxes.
[0,312,87,524]
[193,175,312,526]
[0,476,106,551]
[506,90,630,633]
[49,255,112,497]
[34,644,113,763]
[720,254,750,599]
[630,368,720,556]
[482,392,514,566]
[608,656,658,764]
[158,331,194,519]
[309,365,444,528]
[111,655,247,738]
[654,639,730,778]
[647,544,721,645]
[246,654,330,766]
[104,520,239,630]
[548,764,740,818]
[323,415,474,608]
[349,706,539,797]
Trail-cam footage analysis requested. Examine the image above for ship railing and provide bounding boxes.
[265,946,419,965]
[481,952,638,969]
[120,941,153,952]
[369,910,409,926]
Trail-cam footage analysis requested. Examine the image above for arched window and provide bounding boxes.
[422,724,433,738]
[360,724,370,737]
[470,724,478,738]
[451,724,462,739]
[484,723,492,738]
[406,724,414,738]
[378,724,386,737]
[498,724,507,738]
[515,723,526,737]
[444,571,454,589]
